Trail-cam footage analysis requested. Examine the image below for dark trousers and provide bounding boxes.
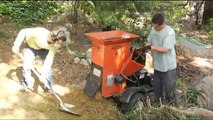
[153,69,177,103]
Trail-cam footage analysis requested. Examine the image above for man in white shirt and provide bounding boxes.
[12,27,67,92]
[142,13,177,103]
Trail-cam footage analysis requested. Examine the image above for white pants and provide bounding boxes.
[22,48,53,89]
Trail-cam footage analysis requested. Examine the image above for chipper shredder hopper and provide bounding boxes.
[84,30,153,112]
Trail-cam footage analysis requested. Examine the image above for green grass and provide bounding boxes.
[122,76,203,120]
[176,77,191,90]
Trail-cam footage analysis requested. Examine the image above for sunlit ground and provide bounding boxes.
[192,57,213,69]
[0,53,119,119]
[2,48,212,119]
[0,54,75,119]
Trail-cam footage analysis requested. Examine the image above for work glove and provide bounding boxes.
[12,45,19,54]
[141,45,151,52]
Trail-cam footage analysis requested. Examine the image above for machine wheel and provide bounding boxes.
[120,93,145,113]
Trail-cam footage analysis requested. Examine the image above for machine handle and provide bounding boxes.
[102,36,122,40]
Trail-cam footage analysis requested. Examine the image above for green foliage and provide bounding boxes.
[80,1,188,46]
[164,2,187,32]
[185,115,201,120]
[208,18,213,26]
[126,105,200,120]
[207,18,213,40]
[208,30,213,41]
[124,102,143,120]
[0,1,61,27]
[177,77,201,105]
[176,77,191,90]
[186,85,201,105]
[124,109,141,120]
[121,98,201,120]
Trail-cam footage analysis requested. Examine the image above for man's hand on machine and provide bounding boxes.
[141,45,151,52]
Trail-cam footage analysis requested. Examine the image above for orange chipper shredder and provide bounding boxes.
[84,30,145,97]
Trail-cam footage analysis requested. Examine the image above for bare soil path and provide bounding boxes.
[0,23,121,119]
[0,19,212,119]
[176,32,213,81]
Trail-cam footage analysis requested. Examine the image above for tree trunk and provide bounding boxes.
[195,0,204,25]
[69,0,80,24]
[202,1,213,25]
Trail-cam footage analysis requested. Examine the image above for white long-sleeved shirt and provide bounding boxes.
[14,27,60,70]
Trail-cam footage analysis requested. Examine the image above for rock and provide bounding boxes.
[59,26,67,31]
[196,76,213,110]
[169,106,213,119]
[86,48,92,64]
[87,58,91,65]
[86,48,91,56]
[65,23,72,28]
[185,107,213,119]
[80,59,90,66]
[74,57,80,64]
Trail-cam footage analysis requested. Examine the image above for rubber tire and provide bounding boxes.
[120,93,144,113]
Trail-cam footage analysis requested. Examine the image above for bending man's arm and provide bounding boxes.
[13,29,28,48]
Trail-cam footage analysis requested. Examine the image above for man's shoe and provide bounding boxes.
[43,87,49,93]
[43,86,53,94]
[20,87,27,92]
[19,86,31,92]
[19,80,31,92]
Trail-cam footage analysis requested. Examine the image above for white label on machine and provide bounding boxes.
[93,68,101,77]
[106,74,114,87]
[139,74,145,79]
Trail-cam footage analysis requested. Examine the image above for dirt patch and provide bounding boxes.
[181,29,213,45]
[177,21,213,82]
[0,22,121,119]
[0,16,212,119]
[176,44,213,82]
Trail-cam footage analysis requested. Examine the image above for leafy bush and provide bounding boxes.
[207,18,213,41]
[186,85,201,105]
[80,1,187,46]
[0,1,61,27]
[176,77,191,90]
[124,104,200,120]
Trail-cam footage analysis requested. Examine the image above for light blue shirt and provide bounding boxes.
[148,25,177,72]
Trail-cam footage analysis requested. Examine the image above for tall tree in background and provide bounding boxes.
[70,0,80,24]
[202,1,213,24]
